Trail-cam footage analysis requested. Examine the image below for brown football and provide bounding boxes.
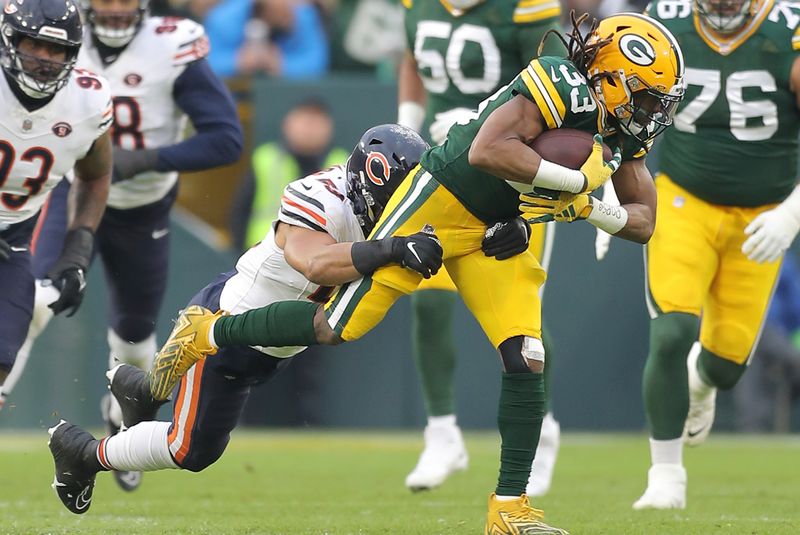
[529,129,612,170]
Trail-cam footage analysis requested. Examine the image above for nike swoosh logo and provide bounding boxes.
[74,485,92,511]
[151,228,169,240]
[550,66,561,83]
[301,183,312,191]
[406,242,422,264]
[686,425,707,438]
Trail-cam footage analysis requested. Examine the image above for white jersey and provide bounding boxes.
[0,71,112,226]
[219,165,365,358]
[78,17,210,209]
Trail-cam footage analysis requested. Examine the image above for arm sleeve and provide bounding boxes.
[156,58,244,172]
[278,5,329,79]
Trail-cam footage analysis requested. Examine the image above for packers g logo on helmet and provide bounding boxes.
[619,34,656,66]
[587,13,685,144]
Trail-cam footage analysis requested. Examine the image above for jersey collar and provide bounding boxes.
[694,0,773,56]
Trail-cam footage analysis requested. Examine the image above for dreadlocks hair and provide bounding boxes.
[537,10,613,81]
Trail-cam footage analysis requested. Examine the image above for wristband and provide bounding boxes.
[586,198,628,234]
[531,159,587,193]
[397,101,425,133]
[351,239,395,275]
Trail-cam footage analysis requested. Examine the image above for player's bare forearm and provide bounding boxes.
[610,158,656,244]
[398,50,426,107]
[469,95,545,183]
[70,131,112,231]
[279,224,361,286]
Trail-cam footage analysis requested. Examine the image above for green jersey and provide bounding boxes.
[403,0,561,123]
[421,56,648,223]
[650,0,800,206]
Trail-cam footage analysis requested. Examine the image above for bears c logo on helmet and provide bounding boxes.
[365,151,391,186]
[619,34,656,66]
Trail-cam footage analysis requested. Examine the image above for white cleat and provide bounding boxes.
[405,421,468,491]
[683,343,716,446]
[526,412,560,497]
[633,464,687,510]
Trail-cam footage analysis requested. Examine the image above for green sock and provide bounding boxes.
[541,324,555,414]
[697,348,746,390]
[643,313,700,440]
[412,290,457,417]
[496,372,545,496]
[213,301,319,348]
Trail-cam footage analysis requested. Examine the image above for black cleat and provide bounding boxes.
[48,420,99,514]
[107,363,166,428]
[100,393,142,492]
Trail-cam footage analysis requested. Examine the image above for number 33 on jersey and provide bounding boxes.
[649,0,800,206]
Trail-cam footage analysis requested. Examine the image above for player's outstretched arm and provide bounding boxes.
[280,224,444,286]
[608,158,656,244]
[397,50,426,133]
[46,131,112,316]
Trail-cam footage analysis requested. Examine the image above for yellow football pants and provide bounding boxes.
[325,167,546,348]
[646,174,781,364]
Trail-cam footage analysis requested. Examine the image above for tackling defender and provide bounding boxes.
[2,0,242,490]
[397,0,563,496]
[80,14,684,533]
[47,124,522,514]
[625,0,800,510]
[0,0,112,401]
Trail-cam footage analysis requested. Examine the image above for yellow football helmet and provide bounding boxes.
[587,13,685,143]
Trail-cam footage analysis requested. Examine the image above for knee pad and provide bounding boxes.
[108,330,157,370]
[499,336,544,373]
[698,348,745,390]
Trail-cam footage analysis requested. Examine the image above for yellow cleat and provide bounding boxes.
[149,305,224,400]
[485,493,569,535]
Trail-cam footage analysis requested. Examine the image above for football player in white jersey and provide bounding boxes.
[2,0,243,489]
[46,125,479,514]
[0,0,112,399]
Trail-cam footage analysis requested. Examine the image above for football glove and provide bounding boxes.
[112,147,159,183]
[429,107,473,145]
[46,227,94,316]
[0,237,10,261]
[520,189,593,224]
[595,182,619,261]
[579,135,621,193]
[482,217,531,260]
[392,230,443,279]
[742,204,800,263]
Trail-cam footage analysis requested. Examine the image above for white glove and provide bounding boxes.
[595,181,619,261]
[742,204,800,263]
[429,107,473,145]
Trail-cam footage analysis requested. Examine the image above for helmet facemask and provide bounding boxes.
[696,0,753,34]
[607,73,684,144]
[82,0,147,48]
[0,29,79,98]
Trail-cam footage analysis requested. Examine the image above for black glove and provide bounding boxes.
[391,231,443,278]
[47,227,94,316]
[112,147,160,183]
[482,217,531,260]
[0,236,9,261]
[351,229,443,279]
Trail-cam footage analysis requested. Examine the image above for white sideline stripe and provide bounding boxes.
[327,172,433,330]
[169,364,199,457]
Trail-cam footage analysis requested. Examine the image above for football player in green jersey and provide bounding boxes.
[396,0,563,496]
[612,0,800,511]
[107,13,683,533]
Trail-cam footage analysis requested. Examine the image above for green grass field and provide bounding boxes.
[1,431,798,534]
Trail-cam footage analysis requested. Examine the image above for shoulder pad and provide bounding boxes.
[645,0,693,22]
[520,57,584,128]
[143,17,209,67]
[766,1,800,50]
[513,0,561,24]
[279,167,349,235]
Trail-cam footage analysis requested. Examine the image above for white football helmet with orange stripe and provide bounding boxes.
[587,13,685,143]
